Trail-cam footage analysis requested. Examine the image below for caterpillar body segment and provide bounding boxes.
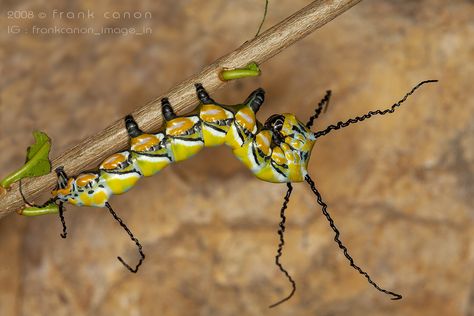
[225,88,264,150]
[195,83,233,147]
[129,132,170,177]
[199,103,234,146]
[126,114,172,177]
[100,151,142,196]
[164,113,204,162]
[161,97,204,162]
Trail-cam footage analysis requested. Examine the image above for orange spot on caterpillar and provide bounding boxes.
[100,153,128,170]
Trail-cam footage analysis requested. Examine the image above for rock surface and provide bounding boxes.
[0,0,473,315]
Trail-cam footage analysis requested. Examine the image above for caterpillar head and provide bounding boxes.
[264,113,316,156]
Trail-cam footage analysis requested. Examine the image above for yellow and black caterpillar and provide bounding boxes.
[24,80,437,307]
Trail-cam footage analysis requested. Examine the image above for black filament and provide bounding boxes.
[305,174,402,300]
[105,202,145,273]
[269,183,296,308]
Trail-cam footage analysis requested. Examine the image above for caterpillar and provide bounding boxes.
[20,80,437,307]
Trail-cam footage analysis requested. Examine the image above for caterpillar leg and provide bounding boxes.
[306,90,332,128]
[269,183,296,308]
[305,174,402,300]
[105,202,145,273]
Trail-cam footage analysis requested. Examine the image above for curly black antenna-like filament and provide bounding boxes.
[269,183,296,308]
[314,80,438,138]
[19,179,32,207]
[270,88,334,307]
[105,202,145,273]
[19,179,67,238]
[306,90,332,129]
[58,202,67,238]
[19,179,51,208]
[305,174,402,300]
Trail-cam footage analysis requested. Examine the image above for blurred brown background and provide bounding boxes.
[0,0,473,315]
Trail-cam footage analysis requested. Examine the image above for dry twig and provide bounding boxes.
[0,0,362,217]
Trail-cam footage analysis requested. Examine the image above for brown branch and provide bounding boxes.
[0,0,362,218]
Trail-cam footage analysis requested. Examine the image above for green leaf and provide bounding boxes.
[0,131,52,188]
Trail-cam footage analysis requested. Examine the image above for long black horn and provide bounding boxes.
[314,80,438,138]
[305,174,402,300]
[269,183,296,308]
[105,202,145,273]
